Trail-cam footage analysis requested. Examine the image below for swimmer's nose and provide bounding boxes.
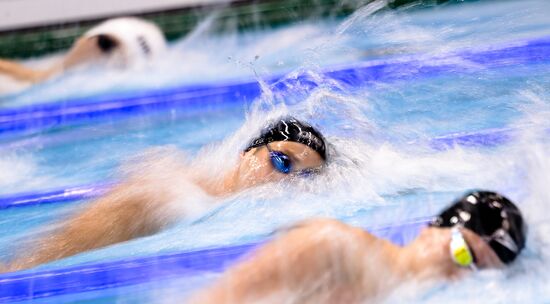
[96,34,118,53]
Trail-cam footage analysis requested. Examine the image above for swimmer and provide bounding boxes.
[192,191,527,303]
[0,17,166,94]
[3,117,327,272]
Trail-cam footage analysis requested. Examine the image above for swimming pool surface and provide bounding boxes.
[1,0,550,302]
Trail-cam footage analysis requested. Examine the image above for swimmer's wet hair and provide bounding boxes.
[244,117,327,160]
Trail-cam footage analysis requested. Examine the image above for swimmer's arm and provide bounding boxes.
[7,181,176,272]
[0,35,107,83]
[191,219,394,303]
[0,59,52,82]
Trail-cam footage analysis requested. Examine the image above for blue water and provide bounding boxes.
[1,0,550,302]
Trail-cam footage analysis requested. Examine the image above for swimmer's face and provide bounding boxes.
[234,141,325,189]
[412,227,503,277]
[460,228,504,268]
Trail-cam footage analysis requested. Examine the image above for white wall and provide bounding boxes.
[0,0,229,31]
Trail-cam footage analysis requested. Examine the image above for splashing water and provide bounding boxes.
[0,0,549,302]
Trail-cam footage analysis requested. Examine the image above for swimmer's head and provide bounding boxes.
[62,17,167,70]
[244,117,327,161]
[430,191,527,264]
[232,117,327,190]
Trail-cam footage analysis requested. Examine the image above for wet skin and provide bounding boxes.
[193,221,508,304]
[400,227,504,279]
[220,140,325,193]
[4,140,325,272]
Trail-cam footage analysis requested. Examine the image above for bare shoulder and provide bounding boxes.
[192,219,395,303]
[261,218,380,269]
[282,218,375,244]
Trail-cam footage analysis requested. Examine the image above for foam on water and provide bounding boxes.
[0,0,549,302]
[1,0,549,106]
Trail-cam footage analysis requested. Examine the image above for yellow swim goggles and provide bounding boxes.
[450,227,477,271]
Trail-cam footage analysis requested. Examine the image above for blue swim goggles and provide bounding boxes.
[265,144,319,176]
[450,227,478,271]
[266,144,292,174]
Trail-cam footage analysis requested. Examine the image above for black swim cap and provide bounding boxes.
[430,191,527,264]
[244,117,327,160]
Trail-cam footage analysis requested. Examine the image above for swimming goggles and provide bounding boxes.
[265,144,319,176]
[266,144,292,174]
[450,227,478,271]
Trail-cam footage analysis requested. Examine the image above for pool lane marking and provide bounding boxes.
[0,217,428,303]
[0,125,546,210]
[0,35,548,136]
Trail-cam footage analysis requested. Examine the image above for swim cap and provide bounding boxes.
[430,191,526,264]
[244,117,327,160]
[82,17,167,65]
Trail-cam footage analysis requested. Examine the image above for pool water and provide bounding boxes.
[1,0,550,302]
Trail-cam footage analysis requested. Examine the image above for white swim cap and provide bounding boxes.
[82,17,167,66]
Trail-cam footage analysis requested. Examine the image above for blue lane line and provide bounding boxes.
[0,82,261,136]
[427,127,517,150]
[0,36,549,137]
[0,184,112,209]
[0,242,261,303]
[0,125,538,210]
[0,217,428,303]
[1,37,548,300]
